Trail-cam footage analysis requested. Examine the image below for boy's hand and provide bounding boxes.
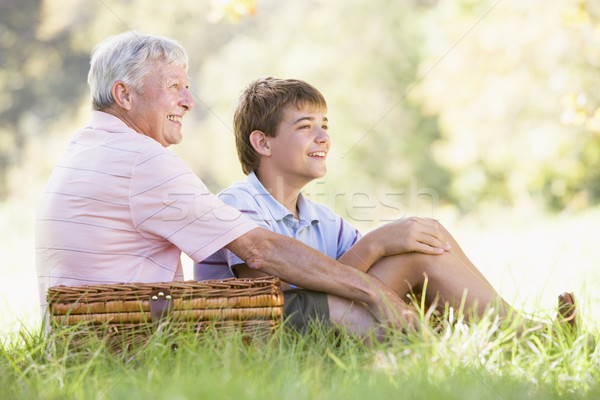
[377,217,451,256]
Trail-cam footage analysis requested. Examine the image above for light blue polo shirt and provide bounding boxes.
[194,172,361,281]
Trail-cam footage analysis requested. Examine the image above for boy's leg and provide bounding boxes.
[366,250,511,320]
[367,223,576,330]
[283,289,415,338]
[436,223,497,287]
[326,294,384,338]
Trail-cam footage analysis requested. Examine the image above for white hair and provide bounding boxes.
[87,31,189,110]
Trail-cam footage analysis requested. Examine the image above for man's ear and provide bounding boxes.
[111,81,133,111]
[249,130,271,156]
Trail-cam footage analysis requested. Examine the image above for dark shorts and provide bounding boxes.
[283,289,330,333]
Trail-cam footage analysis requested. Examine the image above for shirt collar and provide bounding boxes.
[246,172,319,226]
[86,111,139,135]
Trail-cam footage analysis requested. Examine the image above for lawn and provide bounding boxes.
[1,305,598,400]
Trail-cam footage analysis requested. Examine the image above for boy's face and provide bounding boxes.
[264,103,330,187]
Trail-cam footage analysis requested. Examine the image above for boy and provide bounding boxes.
[196,77,576,335]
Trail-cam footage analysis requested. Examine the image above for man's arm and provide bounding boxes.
[226,227,417,328]
[338,217,452,272]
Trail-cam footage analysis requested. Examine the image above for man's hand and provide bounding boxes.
[366,276,420,332]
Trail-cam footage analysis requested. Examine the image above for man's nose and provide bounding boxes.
[180,88,194,111]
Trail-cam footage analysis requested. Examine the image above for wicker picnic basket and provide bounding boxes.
[47,277,284,346]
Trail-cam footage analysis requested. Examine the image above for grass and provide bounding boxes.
[2,304,599,400]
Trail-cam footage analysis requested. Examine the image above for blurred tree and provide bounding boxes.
[320,1,451,204]
[0,0,89,199]
[2,0,598,216]
[0,0,256,199]
[558,0,600,209]
[208,0,257,22]
[414,0,600,212]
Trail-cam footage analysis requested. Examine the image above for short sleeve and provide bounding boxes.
[335,217,362,259]
[129,146,257,263]
[197,183,275,275]
[194,249,235,280]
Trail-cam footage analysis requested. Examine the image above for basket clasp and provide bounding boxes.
[149,289,173,323]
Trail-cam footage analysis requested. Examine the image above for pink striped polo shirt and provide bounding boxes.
[36,111,256,311]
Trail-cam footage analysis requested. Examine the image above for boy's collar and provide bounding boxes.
[296,193,319,225]
[247,172,318,225]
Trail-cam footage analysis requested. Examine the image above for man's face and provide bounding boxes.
[128,61,194,147]
[265,103,330,188]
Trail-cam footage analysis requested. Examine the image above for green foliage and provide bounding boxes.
[0,0,89,198]
[321,1,451,207]
[415,0,600,212]
[1,0,599,214]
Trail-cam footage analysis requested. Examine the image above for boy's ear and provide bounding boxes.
[112,81,133,111]
[249,130,271,156]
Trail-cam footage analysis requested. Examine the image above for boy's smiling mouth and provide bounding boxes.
[308,151,326,158]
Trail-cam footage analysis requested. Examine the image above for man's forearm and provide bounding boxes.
[227,228,382,307]
[337,232,385,273]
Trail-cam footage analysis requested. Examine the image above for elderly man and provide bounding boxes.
[35,32,424,337]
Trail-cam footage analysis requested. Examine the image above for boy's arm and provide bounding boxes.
[338,217,452,272]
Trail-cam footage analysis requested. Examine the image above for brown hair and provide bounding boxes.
[233,77,327,175]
